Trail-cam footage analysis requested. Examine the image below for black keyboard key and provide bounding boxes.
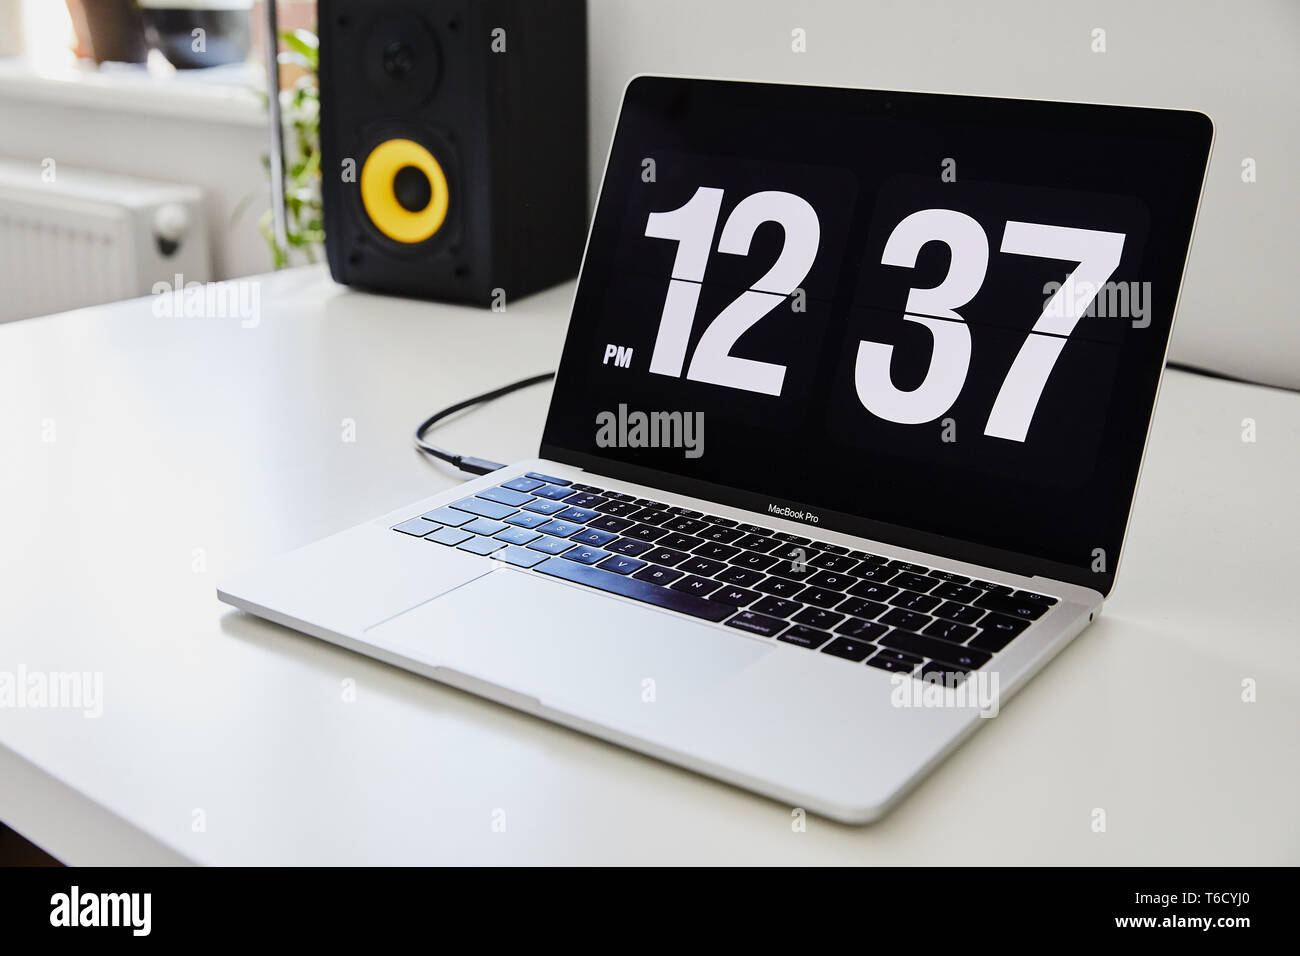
[849,551,888,565]
[537,558,732,622]
[866,654,917,673]
[562,545,611,565]
[502,476,546,493]
[608,537,654,557]
[807,570,855,591]
[926,569,971,584]
[821,637,875,662]
[715,566,765,587]
[852,563,898,582]
[836,597,887,619]
[658,532,701,551]
[771,531,810,544]
[453,497,516,520]
[880,608,931,631]
[463,517,508,536]
[495,545,549,568]
[726,611,786,637]
[662,517,710,535]
[644,546,690,566]
[571,527,617,547]
[891,571,938,593]
[795,586,844,609]
[778,625,832,649]
[932,582,982,604]
[532,484,576,501]
[879,630,992,670]
[596,555,646,575]
[538,519,584,538]
[847,580,899,601]
[1013,589,1058,606]
[728,551,779,572]
[427,526,473,547]
[458,536,506,556]
[633,564,685,586]
[525,472,570,486]
[569,483,601,493]
[670,574,724,596]
[394,517,440,537]
[771,543,815,562]
[923,618,977,643]
[606,492,637,502]
[734,534,781,553]
[625,523,671,542]
[596,500,643,517]
[874,648,924,666]
[495,526,542,546]
[698,524,743,543]
[834,617,888,641]
[678,556,727,577]
[887,560,931,574]
[754,576,806,598]
[974,592,1048,620]
[628,506,671,524]
[712,586,760,607]
[478,486,534,507]
[810,552,858,573]
[933,601,986,625]
[888,591,940,613]
[705,516,738,527]
[768,560,818,582]
[793,606,844,629]
[752,596,801,618]
[970,579,1013,594]
[819,543,850,555]
[967,613,1030,651]
[504,511,551,530]
[587,515,634,533]
[735,523,772,535]
[692,541,739,560]
[918,660,970,686]
[526,535,574,555]
[666,506,703,517]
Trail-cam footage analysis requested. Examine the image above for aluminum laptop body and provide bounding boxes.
[219,77,1212,822]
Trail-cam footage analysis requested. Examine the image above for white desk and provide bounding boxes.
[2,267,1297,865]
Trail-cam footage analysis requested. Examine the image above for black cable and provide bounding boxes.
[413,371,556,475]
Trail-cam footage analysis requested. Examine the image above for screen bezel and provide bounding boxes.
[540,75,1214,597]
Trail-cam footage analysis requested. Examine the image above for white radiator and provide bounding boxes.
[0,158,211,323]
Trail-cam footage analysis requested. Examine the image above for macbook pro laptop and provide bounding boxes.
[218,77,1212,822]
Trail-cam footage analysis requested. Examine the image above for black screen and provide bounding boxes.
[541,77,1212,594]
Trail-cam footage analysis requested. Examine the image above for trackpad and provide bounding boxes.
[365,566,772,728]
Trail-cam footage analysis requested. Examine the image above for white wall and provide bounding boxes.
[587,0,1300,388]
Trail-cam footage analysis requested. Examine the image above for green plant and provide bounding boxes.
[254,27,323,269]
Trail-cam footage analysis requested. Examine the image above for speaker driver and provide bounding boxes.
[359,10,440,108]
[359,138,450,244]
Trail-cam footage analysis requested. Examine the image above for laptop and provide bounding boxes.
[218,77,1212,822]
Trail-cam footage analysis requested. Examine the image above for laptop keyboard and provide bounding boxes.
[393,473,1058,683]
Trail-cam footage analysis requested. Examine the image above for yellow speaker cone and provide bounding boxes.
[360,139,449,243]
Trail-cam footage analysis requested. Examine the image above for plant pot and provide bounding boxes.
[65,0,149,64]
[139,0,254,70]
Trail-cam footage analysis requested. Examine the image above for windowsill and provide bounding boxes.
[0,54,265,127]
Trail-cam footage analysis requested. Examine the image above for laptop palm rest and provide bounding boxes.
[365,566,772,730]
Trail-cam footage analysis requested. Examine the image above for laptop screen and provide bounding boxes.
[541,77,1212,594]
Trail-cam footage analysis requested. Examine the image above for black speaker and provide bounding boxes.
[319,0,588,305]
